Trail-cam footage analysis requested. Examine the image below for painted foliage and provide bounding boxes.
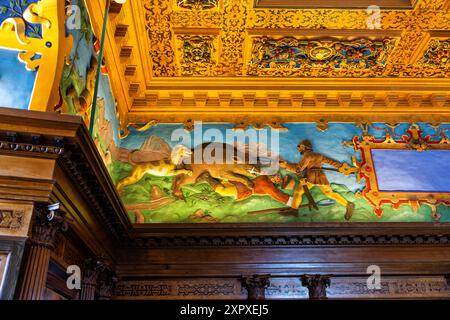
[106,122,450,224]
[60,0,120,164]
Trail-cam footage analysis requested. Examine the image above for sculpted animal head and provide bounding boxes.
[171,145,192,165]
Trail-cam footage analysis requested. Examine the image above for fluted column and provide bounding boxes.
[17,204,66,300]
[80,257,105,300]
[301,275,332,300]
[242,275,271,300]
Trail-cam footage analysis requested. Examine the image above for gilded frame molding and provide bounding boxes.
[353,123,450,218]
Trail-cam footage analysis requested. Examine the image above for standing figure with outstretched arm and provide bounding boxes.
[280,140,356,221]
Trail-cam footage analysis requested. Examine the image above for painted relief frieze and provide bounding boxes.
[99,121,450,224]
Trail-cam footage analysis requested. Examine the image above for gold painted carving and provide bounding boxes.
[144,0,178,77]
[217,0,248,76]
[177,35,218,76]
[142,0,450,79]
[177,0,218,10]
[0,0,73,111]
[353,123,450,220]
[420,39,450,68]
[248,37,396,77]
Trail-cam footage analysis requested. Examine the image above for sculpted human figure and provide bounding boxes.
[280,140,355,221]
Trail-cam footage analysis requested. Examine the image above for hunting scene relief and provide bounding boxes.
[92,114,450,224]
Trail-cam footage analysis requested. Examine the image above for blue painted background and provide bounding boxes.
[0,0,41,110]
[373,149,450,192]
[120,122,450,194]
[0,48,36,109]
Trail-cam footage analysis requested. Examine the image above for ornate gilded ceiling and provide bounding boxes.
[85,0,450,129]
[254,0,416,9]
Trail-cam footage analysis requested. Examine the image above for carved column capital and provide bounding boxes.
[301,274,332,300]
[17,203,66,300]
[82,257,106,286]
[80,256,107,300]
[242,274,271,300]
[30,203,67,249]
[98,270,118,300]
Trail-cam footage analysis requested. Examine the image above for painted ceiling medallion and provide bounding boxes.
[308,46,335,61]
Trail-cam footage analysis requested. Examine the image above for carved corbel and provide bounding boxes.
[242,93,256,108]
[169,93,184,106]
[242,275,271,300]
[337,93,353,107]
[194,92,209,107]
[267,92,280,108]
[218,92,232,107]
[408,94,423,107]
[290,93,304,108]
[301,275,332,300]
[313,93,328,107]
[362,94,376,107]
[145,93,159,107]
[431,94,447,108]
[384,93,400,107]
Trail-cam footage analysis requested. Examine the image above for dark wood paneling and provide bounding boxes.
[0,237,25,300]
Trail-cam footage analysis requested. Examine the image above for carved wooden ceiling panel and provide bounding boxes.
[142,0,449,79]
[254,0,415,9]
[86,0,450,125]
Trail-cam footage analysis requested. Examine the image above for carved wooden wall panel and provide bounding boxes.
[113,276,450,299]
[114,278,244,300]
[0,201,33,238]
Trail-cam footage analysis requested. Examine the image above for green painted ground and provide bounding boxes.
[107,160,450,224]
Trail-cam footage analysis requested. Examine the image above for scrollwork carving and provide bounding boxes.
[144,0,178,77]
[0,210,24,229]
